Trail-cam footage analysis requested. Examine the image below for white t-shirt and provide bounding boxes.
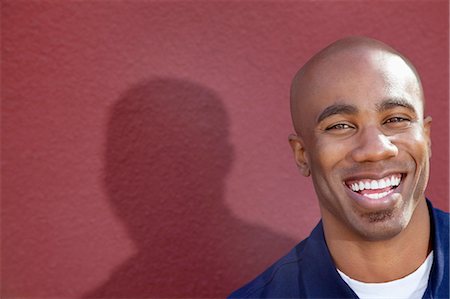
[337,251,433,299]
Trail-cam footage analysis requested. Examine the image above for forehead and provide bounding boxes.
[295,49,423,124]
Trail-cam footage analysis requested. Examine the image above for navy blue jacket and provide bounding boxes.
[229,200,449,298]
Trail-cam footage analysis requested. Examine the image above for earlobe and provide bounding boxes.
[288,134,311,177]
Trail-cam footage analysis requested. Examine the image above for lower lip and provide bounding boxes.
[344,184,402,211]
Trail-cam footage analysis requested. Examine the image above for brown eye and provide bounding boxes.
[385,117,409,123]
[326,123,353,130]
[383,117,413,130]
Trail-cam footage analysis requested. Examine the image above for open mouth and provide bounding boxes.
[345,174,403,200]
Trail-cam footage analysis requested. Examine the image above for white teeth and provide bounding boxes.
[391,176,400,187]
[359,181,364,190]
[370,180,378,189]
[365,193,380,199]
[363,190,391,199]
[386,177,391,186]
[348,175,402,192]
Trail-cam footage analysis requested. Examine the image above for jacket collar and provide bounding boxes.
[300,221,357,298]
[422,199,447,298]
[301,199,445,298]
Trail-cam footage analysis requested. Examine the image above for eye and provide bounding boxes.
[384,116,412,129]
[385,117,410,123]
[326,123,354,131]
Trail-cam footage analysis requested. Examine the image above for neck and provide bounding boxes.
[323,199,431,283]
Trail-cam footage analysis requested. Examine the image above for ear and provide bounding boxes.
[288,133,310,177]
[423,116,432,158]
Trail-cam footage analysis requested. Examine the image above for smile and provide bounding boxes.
[345,174,403,200]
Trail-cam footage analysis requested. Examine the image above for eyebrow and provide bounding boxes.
[316,98,419,124]
[376,98,418,115]
[317,104,358,123]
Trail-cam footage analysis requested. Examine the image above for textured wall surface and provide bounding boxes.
[2,1,448,298]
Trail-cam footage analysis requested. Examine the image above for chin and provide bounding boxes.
[352,208,411,241]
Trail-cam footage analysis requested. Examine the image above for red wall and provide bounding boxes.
[2,1,448,298]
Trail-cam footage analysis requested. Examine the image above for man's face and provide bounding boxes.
[291,49,431,241]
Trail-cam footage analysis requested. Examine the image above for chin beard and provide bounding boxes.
[355,209,408,241]
[366,209,394,223]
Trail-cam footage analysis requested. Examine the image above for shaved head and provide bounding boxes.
[287,35,432,245]
[290,36,424,135]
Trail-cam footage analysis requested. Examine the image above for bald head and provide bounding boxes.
[290,36,424,135]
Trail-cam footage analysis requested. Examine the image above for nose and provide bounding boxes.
[351,126,398,162]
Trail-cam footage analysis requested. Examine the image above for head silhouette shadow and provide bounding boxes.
[84,78,295,298]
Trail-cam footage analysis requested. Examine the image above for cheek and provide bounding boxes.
[310,139,348,173]
[400,128,431,161]
[394,129,431,196]
[409,132,431,194]
[413,161,429,200]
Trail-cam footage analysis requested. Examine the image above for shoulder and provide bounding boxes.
[228,221,353,298]
[228,239,308,298]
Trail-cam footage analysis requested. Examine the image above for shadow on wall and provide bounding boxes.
[84,78,295,298]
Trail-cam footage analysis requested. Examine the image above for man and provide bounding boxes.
[229,36,449,298]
